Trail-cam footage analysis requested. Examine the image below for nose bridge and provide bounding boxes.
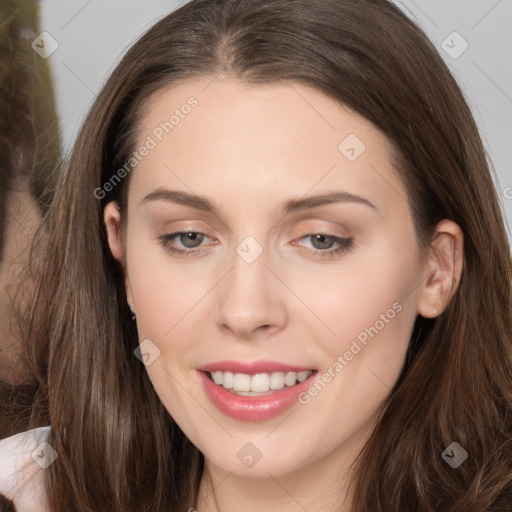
[215,237,286,337]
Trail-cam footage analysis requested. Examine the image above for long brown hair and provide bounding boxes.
[11,0,512,510]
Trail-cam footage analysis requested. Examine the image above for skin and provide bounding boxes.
[105,77,464,512]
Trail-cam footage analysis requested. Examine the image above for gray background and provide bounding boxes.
[39,0,512,238]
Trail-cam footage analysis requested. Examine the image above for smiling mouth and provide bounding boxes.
[204,369,316,396]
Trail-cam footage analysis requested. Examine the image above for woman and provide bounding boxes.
[1,0,511,511]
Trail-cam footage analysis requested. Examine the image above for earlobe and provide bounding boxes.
[417,220,464,318]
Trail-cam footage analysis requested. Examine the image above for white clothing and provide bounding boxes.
[0,427,52,512]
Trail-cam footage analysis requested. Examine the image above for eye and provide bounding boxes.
[158,231,211,256]
[294,233,353,258]
[158,231,353,259]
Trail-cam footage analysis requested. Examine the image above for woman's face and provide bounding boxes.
[105,77,440,480]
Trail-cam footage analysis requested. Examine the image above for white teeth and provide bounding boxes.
[222,371,234,389]
[232,373,251,392]
[251,373,270,392]
[284,372,297,387]
[297,371,310,382]
[208,370,313,394]
[270,371,285,390]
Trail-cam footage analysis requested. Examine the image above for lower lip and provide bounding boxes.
[198,371,317,422]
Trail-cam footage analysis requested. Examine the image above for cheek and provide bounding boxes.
[125,232,208,336]
[124,237,207,430]
[288,236,420,355]
[288,257,419,449]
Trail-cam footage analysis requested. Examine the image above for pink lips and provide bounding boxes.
[197,360,317,422]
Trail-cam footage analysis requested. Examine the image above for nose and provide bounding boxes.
[215,245,287,340]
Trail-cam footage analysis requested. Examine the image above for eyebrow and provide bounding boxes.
[141,188,377,215]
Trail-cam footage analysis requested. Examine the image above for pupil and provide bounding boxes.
[182,232,203,248]
[313,234,333,250]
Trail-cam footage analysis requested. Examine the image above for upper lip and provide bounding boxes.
[197,360,316,375]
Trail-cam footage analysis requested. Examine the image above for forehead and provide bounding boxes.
[138,76,388,150]
[129,77,407,215]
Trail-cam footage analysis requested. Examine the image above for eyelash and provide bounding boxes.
[158,231,353,259]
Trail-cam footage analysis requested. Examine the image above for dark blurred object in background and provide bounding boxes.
[0,0,61,436]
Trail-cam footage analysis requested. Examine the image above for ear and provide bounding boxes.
[417,219,464,318]
[104,201,133,309]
